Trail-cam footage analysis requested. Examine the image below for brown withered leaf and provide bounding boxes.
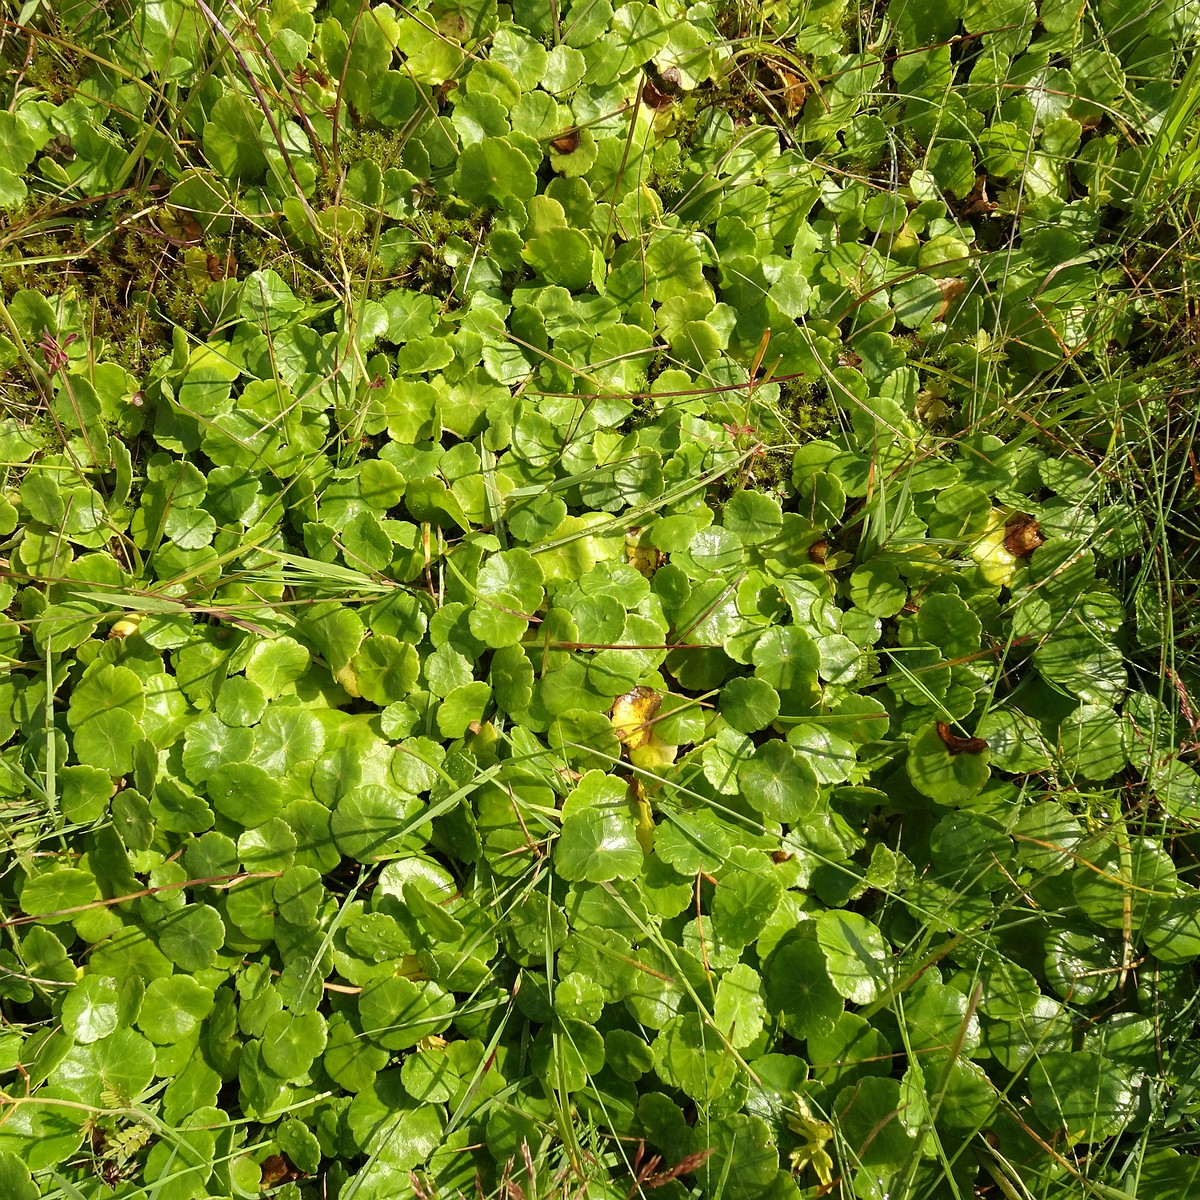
[1003,514,1045,557]
[954,174,997,218]
[206,251,237,281]
[260,1154,304,1186]
[808,539,829,565]
[932,276,966,322]
[550,129,581,155]
[44,134,76,162]
[765,59,807,116]
[158,206,204,245]
[936,721,988,756]
[640,76,673,109]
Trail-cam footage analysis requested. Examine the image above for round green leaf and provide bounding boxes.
[787,722,857,784]
[849,560,907,617]
[216,675,268,727]
[906,721,990,804]
[691,1113,778,1200]
[229,1154,263,1196]
[469,548,546,647]
[975,708,1052,773]
[652,1013,743,1105]
[436,680,491,739]
[0,1085,87,1171]
[1033,620,1127,707]
[277,1116,322,1175]
[1151,760,1200,820]
[713,963,767,1049]
[252,706,325,775]
[274,865,324,926]
[333,785,427,862]
[916,592,981,657]
[549,708,622,772]
[286,797,340,873]
[816,910,891,1005]
[738,740,819,823]
[720,676,780,733]
[655,808,732,876]
[324,1012,389,1092]
[61,974,120,1044]
[722,491,783,545]
[207,761,285,827]
[358,976,455,1051]
[20,867,99,923]
[556,808,643,882]
[903,974,981,1055]
[203,89,268,180]
[137,975,214,1044]
[182,712,256,783]
[1071,834,1175,933]
[751,625,821,705]
[352,635,421,705]
[766,936,844,1039]
[155,903,226,972]
[53,1028,156,1106]
[835,1075,921,1185]
[1028,1051,1138,1143]
[58,764,113,824]
[456,136,538,207]
[1044,928,1120,1006]
[238,817,297,872]
[68,663,144,724]
[815,633,862,686]
[150,777,215,834]
[244,636,311,698]
[713,852,783,946]
[261,1008,327,1079]
[0,1151,39,1200]
[71,707,142,775]
[1144,889,1200,964]
[523,227,596,290]
[1058,703,1126,781]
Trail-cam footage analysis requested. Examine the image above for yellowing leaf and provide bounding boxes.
[611,686,662,750]
[333,660,362,698]
[612,686,679,773]
[970,508,1019,586]
[625,529,664,578]
[628,778,655,856]
[629,739,678,772]
[108,615,143,639]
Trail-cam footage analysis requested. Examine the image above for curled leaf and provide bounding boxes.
[936,721,989,755]
[1004,513,1046,557]
[549,128,581,154]
[640,77,673,109]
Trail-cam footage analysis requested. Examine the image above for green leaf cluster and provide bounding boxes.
[0,0,1196,1197]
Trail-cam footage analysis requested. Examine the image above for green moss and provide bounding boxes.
[330,127,414,178]
[777,378,837,437]
[10,34,83,104]
[0,200,214,376]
